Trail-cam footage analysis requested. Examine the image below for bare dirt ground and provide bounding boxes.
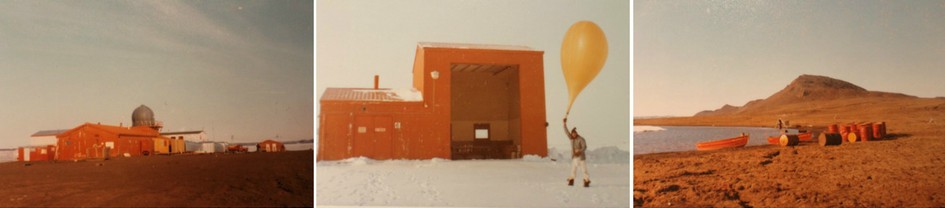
[0,150,313,207]
[635,106,945,207]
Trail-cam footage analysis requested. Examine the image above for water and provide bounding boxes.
[634,126,798,155]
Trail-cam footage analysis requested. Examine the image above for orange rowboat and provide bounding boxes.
[696,134,749,151]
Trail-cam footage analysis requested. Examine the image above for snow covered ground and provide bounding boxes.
[316,147,630,207]
[0,150,15,163]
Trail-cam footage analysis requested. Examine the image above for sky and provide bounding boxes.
[316,0,631,150]
[0,1,313,148]
[635,0,945,117]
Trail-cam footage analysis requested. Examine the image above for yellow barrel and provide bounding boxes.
[780,134,800,146]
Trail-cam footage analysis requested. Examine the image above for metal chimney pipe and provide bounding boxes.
[374,75,379,89]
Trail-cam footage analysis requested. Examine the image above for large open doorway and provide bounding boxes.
[449,63,521,159]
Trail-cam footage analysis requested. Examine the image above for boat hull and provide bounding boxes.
[696,135,749,151]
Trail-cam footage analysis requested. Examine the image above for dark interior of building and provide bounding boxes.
[450,63,521,159]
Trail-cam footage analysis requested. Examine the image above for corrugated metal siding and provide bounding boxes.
[321,88,422,102]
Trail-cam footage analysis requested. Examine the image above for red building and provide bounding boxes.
[318,42,548,161]
[17,145,56,162]
[257,139,285,152]
[56,123,159,160]
[55,105,165,160]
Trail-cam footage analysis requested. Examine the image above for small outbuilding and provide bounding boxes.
[152,137,185,155]
[161,130,206,152]
[17,145,56,162]
[257,139,285,152]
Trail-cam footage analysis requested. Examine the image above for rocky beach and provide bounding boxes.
[634,75,945,207]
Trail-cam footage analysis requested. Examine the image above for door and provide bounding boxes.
[374,116,393,159]
[24,147,31,161]
[353,116,374,158]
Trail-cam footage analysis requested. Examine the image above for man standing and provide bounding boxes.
[563,118,590,187]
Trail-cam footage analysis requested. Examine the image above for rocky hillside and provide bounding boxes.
[639,74,945,130]
[695,74,915,117]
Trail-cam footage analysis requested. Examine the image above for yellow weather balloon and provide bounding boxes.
[561,21,608,117]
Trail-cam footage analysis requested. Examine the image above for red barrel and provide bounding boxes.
[840,125,851,142]
[851,123,862,139]
[872,122,884,139]
[828,124,839,134]
[880,122,887,138]
[859,123,874,142]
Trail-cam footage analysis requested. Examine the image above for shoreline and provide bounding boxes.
[633,124,827,156]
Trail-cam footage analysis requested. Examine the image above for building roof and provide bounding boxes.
[31,129,69,137]
[160,130,205,136]
[320,88,423,102]
[259,139,283,144]
[59,123,159,138]
[418,42,540,52]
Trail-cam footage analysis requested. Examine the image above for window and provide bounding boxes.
[474,123,490,140]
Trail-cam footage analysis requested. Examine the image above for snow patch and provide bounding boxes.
[547,146,629,164]
[634,125,665,133]
[316,156,377,166]
[0,150,16,163]
[521,154,546,161]
[391,88,423,101]
[317,154,629,207]
[587,146,630,164]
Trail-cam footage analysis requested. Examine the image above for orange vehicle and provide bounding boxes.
[696,134,749,151]
[226,145,248,153]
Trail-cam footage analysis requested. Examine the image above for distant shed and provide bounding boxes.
[153,137,185,155]
[318,42,548,161]
[161,130,206,152]
[17,145,56,162]
[258,139,285,152]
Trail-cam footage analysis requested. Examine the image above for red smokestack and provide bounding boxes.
[374,75,379,89]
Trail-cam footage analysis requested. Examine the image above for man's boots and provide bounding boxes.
[583,179,591,187]
[567,178,574,186]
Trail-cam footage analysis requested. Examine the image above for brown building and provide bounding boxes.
[56,123,159,160]
[55,105,166,160]
[257,139,285,152]
[318,42,547,161]
[17,145,56,162]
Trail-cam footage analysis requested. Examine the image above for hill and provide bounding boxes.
[638,74,945,132]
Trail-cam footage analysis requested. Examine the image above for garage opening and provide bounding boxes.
[450,63,521,159]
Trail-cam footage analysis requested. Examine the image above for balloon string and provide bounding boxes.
[565,102,572,119]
